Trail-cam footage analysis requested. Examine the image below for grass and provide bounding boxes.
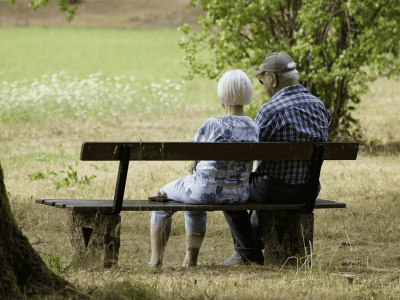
[0,27,218,124]
[0,27,189,82]
[1,27,400,299]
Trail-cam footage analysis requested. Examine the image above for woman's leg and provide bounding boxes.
[184,211,207,233]
[149,178,183,269]
[150,178,204,269]
[156,178,208,267]
[150,178,190,230]
[183,211,207,267]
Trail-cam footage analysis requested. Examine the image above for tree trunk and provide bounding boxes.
[0,163,68,298]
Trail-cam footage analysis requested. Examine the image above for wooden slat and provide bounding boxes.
[35,198,346,212]
[80,142,359,161]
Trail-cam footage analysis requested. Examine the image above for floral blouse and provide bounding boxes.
[183,115,259,204]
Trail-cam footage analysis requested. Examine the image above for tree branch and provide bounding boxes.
[321,5,336,45]
[345,10,353,47]
[365,6,383,29]
[239,33,253,43]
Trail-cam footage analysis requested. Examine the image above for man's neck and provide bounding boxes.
[270,80,299,98]
[277,79,299,90]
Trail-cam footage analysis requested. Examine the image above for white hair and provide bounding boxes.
[217,70,252,106]
[279,62,299,80]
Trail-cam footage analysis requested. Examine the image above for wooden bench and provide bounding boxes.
[36,141,359,268]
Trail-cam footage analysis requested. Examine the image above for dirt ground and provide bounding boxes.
[0,0,202,29]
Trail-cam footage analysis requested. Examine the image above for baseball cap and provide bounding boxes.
[251,52,296,76]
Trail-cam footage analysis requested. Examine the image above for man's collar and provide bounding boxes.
[269,84,308,101]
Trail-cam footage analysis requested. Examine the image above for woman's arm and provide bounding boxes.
[188,160,200,174]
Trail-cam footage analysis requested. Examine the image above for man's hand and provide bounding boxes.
[189,160,200,174]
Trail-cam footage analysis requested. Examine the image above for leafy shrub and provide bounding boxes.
[180,0,400,140]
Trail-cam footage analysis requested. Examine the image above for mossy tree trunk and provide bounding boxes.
[0,163,68,298]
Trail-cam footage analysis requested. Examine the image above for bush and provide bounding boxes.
[179,0,400,140]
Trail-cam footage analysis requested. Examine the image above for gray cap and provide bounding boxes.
[251,52,296,76]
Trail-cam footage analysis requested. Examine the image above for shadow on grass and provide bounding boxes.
[90,280,160,300]
[360,141,400,156]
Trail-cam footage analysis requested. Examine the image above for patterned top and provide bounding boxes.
[183,115,259,204]
[255,84,330,184]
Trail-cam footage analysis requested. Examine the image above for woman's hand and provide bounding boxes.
[189,160,200,174]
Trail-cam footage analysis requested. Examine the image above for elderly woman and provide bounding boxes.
[149,70,259,269]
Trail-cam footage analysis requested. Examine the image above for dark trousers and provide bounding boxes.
[223,174,320,262]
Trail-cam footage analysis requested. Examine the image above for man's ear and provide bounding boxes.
[271,73,278,88]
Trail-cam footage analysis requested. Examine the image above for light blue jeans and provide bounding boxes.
[150,178,207,232]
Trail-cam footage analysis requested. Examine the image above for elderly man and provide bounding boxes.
[219,52,331,266]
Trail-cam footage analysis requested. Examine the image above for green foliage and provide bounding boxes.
[27,170,57,181]
[27,171,46,181]
[90,164,108,172]
[245,88,267,119]
[53,162,96,189]
[47,254,76,273]
[180,0,400,140]
[4,0,77,21]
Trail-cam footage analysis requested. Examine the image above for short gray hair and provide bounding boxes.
[218,70,252,105]
[279,62,299,80]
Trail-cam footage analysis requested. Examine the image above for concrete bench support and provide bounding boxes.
[68,212,121,268]
[259,211,314,265]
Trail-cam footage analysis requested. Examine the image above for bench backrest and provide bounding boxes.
[81,142,359,161]
[80,142,359,216]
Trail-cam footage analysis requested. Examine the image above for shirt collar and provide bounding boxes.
[269,84,309,102]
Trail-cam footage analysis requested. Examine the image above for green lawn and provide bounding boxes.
[0,27,218,124]
[0,27,189,81]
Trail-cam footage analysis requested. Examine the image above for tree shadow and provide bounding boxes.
[361,141,400,156]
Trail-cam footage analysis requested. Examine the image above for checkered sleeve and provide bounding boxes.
[255,106,280,142]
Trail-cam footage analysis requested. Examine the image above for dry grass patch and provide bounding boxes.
[1,80,400,299]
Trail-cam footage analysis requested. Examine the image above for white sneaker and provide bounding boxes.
[217,254,243,266]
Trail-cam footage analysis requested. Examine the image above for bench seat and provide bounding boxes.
[36,198,346,212]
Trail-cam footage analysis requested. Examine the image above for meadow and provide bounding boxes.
[1,27,400,299]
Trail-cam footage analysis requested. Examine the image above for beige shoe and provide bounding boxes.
[148,224,171,269]
[182,231,205,267]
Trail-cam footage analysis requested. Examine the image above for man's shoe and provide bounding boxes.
[217,254,243,266]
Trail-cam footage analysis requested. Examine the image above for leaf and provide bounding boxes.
[28,171,46,181]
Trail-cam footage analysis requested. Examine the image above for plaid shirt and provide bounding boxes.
[255,84,330,184]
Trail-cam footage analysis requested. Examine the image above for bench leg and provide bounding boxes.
[258,211,314,265]
[68,212,121,268]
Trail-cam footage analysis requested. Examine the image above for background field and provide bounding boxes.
[0,0,201,29]
[1,26,400,299]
